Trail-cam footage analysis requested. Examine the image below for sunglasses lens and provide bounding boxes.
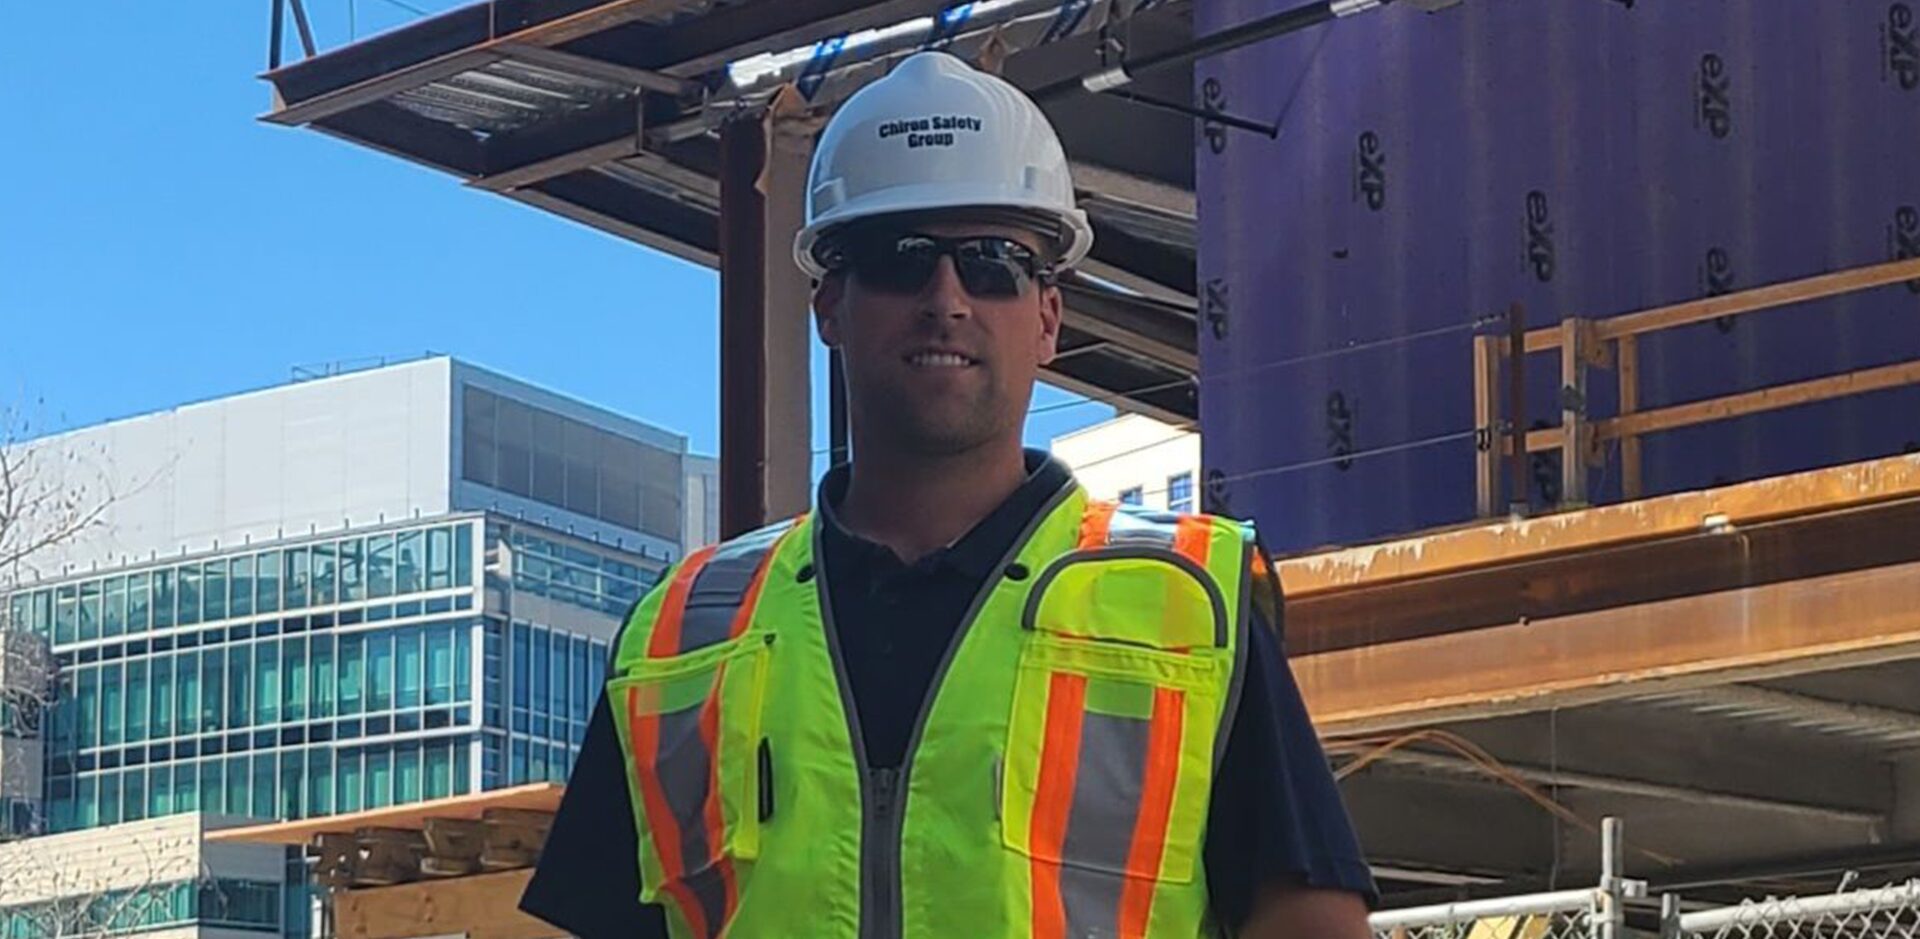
[841,234,1041,298]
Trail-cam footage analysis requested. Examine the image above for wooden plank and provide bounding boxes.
[335,869,566,939]
[1473,334,1502,518]
[1618,334,1642,500]
[1296,557,1920,737]
[1596,359,1920,443]
[1274,452,1920,597]
[1559,318,1591,508]
[1520,257,1920,354]
[210,783,564,845]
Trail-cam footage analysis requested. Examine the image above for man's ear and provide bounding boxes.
[814,272,846,348]
[1035,281,1063,366]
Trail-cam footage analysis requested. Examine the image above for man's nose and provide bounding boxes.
[918,257,973,319]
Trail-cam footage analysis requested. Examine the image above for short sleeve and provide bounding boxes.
[1202,602,1378,929]
[519,688,670,939]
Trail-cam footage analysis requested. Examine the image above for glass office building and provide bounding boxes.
[0,357,709,838]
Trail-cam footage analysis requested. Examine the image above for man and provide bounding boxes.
[521,51,1374,938]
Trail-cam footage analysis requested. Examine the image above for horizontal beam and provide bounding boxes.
[1295,556,1920,736]
[1522,257,1920,354]
[1595,358,1920,443]
[1070,161,1197,219]
[1638,683,1920,744]
[1276,452,1920,597]
[495,42,699,96]
[263,0,694,126]
[1372,749,1883,826]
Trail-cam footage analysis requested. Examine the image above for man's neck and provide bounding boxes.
[835,439,1029,565]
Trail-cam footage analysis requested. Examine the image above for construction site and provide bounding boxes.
[6,0,1920,937]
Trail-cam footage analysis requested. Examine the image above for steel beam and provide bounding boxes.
[1296,556,1920,737]
[716,115,812,538]
[1369,749,1883,827]
[1637,684,1920,745]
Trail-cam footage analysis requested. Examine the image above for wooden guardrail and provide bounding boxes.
[1474,256,1920,516]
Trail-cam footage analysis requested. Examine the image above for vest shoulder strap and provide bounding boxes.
[622,515,805,660]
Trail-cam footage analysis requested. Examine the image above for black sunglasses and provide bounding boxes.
[823,232,1051,299]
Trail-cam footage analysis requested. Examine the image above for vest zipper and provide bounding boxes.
[869,767,900,938]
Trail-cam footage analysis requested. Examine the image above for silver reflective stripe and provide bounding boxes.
[1058,711,1153,934]
[1082,65,1132,93]
[676,520,794,653]
[655,701,717,876]
[1104,508,1178,549]
[680,865,731,939]
[1331,0,1384,15]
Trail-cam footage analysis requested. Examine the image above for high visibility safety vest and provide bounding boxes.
[606,482,1258,939]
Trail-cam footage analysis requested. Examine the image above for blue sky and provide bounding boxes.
[0,0,1109,466]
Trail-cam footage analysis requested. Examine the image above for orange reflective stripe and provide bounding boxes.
[628,686,711,937]
[1117,687,1186,937]
[1030,672,1089,939]
[649,546,718,659]
[724,515,804,642]
[1172,515,1213,568]
[696,688,738,923]
[1079,501,1118,549]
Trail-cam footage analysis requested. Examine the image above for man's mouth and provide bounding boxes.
[904,351,978,368]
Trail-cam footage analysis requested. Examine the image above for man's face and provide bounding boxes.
[813,219,1063,458]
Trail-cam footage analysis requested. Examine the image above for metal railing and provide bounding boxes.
[1369,819,1640,939]
[1471,256,1920,516]
[1666,880,1920,938]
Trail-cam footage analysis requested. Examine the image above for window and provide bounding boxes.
[284,640,307,722]
[100,772,122,825]
[176,761,199,812]
[280,749,303,819]
[127,660,148,743]
[511,623,531,710]
[454,625,472,705]
[339,634,364,715]
[231,555,254,618]
[427,527,454,591]
[78,581,101,642]
[1119,486,1144,506]
[336,749,362,813]
[154,656,177,741]
[256,642,280,725]
[102,664,123,746]
[369,534,396,599]
[175,651,198,738]
[312,634,336,718]
[257,551,281,614]
[152,570,175,630]
[104,576,127,637]
[367,633,394,713]
[228,645,250,729]
[531,628,550,724]
[455,524,474,587]
[178,565,202,626]
[55,585,77,644]
[284,548,309,610]
[397,530,424,595]
[1168,472,1195,514]
[307,748,332,817]
[200,648,222,732]
[396,627,423,710]
[77,668,99,749]
[548,631,567,720]
[453,742,471,795]
[367,749,392,808]
[125,768,147,822]
[152,763,172,817]
[396,743,422,803]
[427,626,454,706]
[339,539,364,603]
[128,572,151,634]
[424,740,452,799]
[251,753,276,819]
[204,560,227,622]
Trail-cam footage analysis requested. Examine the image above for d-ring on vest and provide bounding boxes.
[607,484,1255,939]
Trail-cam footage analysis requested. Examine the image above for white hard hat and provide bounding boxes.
[793,51,1094,279]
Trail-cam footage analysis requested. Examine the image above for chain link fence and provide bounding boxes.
[1668,881,1920,939]
[1368,820,1635,939]
[1364,818,1920,939]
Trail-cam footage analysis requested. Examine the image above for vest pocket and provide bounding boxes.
[1000,635,1226,893]
[608,633,772,934]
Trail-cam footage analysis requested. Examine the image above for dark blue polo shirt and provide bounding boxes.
[520,451,1375,936]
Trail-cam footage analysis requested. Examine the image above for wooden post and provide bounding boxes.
[1617,334,1642,501]
[1507,303,1529,516]
[1473,334,1504,518]
[1560,318,1591,509]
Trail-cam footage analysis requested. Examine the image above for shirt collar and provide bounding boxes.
[816,448,1076,579]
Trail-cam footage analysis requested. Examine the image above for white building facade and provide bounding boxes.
[1051,414,1202,513]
